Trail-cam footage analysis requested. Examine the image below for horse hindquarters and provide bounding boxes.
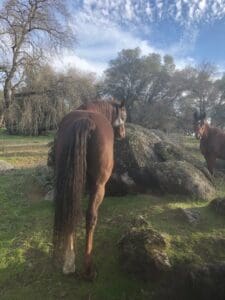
[84,125,114,279]
[53,118,95,274]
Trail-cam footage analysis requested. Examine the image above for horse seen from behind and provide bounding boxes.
[53,99,126,280]
[193,110,225,174]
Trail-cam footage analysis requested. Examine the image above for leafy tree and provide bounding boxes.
[174,63,218,132]
[7,65,98,135]
[0,0,75,132]
[103,48,143,121]
[103,48,180,130]
[211,74,225,128]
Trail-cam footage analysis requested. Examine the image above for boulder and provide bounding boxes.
[155,262,225,300]
[187,263,225,300]
[35,165,54,193]
[118,221,171,280]
[209,197,225,216]
[106,123,215,200]
[0,160,14,173]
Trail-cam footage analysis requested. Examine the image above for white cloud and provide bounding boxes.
[125,0,134,20]
[50,0,225,75]
[57,13,160,74]
[199,0,207,11]
[50,50,107,75]
[75,0,225,26]
[145,2,152,17]
[176,56,197,69]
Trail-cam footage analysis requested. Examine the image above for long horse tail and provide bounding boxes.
[53,118,95,260]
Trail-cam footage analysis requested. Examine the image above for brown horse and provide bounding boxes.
[193,111,225,174]
[53,99,126,279]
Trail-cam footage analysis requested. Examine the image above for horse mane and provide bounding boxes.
[78,99,119,124]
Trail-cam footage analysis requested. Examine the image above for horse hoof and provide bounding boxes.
[83,267,98,281]
[63,263,76,275]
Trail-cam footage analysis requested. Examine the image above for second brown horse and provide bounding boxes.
[194,111,225,174]
[53,99,126,279]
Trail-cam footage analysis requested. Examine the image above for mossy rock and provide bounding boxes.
[155,262,225,300]
[147,161,215,200]
[209,197,225,216]
[108,123,215,200]
[118,225,171,280]
[35,165,54,193]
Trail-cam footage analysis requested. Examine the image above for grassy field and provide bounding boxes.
[0,130,225,300]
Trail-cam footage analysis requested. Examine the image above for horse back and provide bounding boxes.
[200,127,225,159]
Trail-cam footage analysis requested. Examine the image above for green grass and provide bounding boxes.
[0,129,52,168]
[0,131,225,299]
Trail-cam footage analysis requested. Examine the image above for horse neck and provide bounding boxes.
[85,102,115,124]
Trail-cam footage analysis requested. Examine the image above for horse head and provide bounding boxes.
[112,99,127,139]
[78,98,127,139]
[193,110,207,139]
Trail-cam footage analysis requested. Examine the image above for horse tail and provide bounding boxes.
[53,118,95,259]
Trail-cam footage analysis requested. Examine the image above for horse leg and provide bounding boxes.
[62,232,76,274]
[206,155,216,175]
[84,183,106,279]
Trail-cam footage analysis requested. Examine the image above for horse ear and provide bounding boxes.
[120,99,125,108]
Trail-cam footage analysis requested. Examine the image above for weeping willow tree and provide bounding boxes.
[6,65,98,135]
[7,93,66,135]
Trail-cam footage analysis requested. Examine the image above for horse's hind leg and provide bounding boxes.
[84,182,107,279]
[205,155,216,175]
[62,232,76,274]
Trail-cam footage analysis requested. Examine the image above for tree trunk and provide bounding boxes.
[3,79,12,110]
[3,79,14,133]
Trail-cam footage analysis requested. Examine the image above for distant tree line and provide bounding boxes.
[0,1,225,135]
[1,47,225,135]
[101,48,225,133]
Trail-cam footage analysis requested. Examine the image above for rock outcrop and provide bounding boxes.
[106,123,215,200]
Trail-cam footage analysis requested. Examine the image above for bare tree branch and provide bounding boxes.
[0,0,76,118]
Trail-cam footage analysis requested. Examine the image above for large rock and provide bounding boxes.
[0,160,14,173]
[118,222,171,280]
[155,262,225,300]
[209,197,225,216]
[106,123,215,200]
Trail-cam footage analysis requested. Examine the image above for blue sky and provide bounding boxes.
[52,0,225,75]
[1,0,225,75]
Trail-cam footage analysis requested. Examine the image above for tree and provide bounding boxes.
[59,68,98,110]
[0,90,3,127]
[211,74,225,128]
[103,48,179,129]
[7,65,98,135]
[103,48,143,121]
[174,63,218,132]
[0,0,75,132]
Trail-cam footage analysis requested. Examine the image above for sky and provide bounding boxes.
[52,0,225,76]
[1,0,225,76]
